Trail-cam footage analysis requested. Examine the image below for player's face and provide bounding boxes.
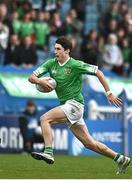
[54,43,69,61]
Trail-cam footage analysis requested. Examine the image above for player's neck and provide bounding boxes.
[58,55,70,64]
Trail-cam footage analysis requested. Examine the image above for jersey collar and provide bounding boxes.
[58,57,70,66]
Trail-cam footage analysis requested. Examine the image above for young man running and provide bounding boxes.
[28,36,130,174]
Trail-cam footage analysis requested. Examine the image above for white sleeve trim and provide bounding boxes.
[33,67,43,76]
[94,66,98,74]
[33,71,38,76]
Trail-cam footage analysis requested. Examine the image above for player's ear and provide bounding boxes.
[65,49,70,54]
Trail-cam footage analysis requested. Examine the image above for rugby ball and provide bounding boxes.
[36,77,56,93]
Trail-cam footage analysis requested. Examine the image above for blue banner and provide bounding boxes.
[0,116,68,154]
[0,116,131,156]
[0,116,23,153]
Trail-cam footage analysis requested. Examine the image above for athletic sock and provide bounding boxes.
[114,154,124,163]
[44,146,53,155]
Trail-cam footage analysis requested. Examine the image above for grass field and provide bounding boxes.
[0,154,131,179]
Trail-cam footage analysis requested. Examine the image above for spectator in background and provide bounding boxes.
[12,0,32,20]
[0,21,9,65]
[47,11,63,58]
[11,10,21,36]
[43,10,51,23]
[116,27,125,47]
[71,0,86,21]
[100,18,118,39]
[119,11,132,31]
[34,11,50,50]
[0,3,13,35]
[103,1,119,25]
[44,0,60,13]
[19,35,37,68]
[68,34,81,59]
[4,34,20,66]
[68,9,83,34]
[119,1,129,19]
[99,1,119,38]
[50,11,63,36]
[126,21,132,46]
[19,12,34,39]
[96,35,105,68]
[0,3,7,22]
[34,11,50,64]
[97,35,105,53]
[121,37,131,76]
[19,100,42,153]
[61,9,83,36]
[81,29,98,65]
[107,19,118,36]
[30,9,37,22]
[102,33,123,75]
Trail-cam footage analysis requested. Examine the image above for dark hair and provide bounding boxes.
[27,100,36,107]
[55,36,72,52]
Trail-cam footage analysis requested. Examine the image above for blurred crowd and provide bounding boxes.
[0,0,132,77]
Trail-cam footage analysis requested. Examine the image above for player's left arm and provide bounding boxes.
[96,69,122,107]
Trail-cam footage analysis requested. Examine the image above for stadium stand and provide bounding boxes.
[0,0,131,114]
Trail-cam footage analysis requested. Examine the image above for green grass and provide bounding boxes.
[0,154,131,179]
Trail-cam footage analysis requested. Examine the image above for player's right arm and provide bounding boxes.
[28,61,53,89]
[29,73,53,90]
[28,73,41,84]
[28,61,48,84]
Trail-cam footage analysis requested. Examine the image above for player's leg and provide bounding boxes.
[71,124,130,174]
[40,106,67,148]
[71,124,117,158]
[31,106,68,164]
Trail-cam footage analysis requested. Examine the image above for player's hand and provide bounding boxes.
[38,77,53,91]
[107,94,122,107]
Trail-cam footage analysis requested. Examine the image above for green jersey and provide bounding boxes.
[34,22,49,46]
[19,22,34,38]
[12,20,21,35]
[33,57,98,104]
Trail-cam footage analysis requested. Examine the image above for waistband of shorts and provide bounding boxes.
[66,99,84,107]
[60,99,84,105]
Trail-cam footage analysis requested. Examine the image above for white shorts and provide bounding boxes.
[60,99,85,128]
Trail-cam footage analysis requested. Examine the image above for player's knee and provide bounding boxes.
[40,115,49,124]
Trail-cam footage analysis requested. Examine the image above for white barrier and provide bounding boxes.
[88,100,132,120]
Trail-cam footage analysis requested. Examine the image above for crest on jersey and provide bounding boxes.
[65,68,71,75]
[51,69,57,75]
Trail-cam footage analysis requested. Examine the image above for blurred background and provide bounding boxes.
[0,0,132,156]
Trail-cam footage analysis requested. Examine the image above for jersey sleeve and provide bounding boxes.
[76,61,98,75]
[33,60,50,77]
